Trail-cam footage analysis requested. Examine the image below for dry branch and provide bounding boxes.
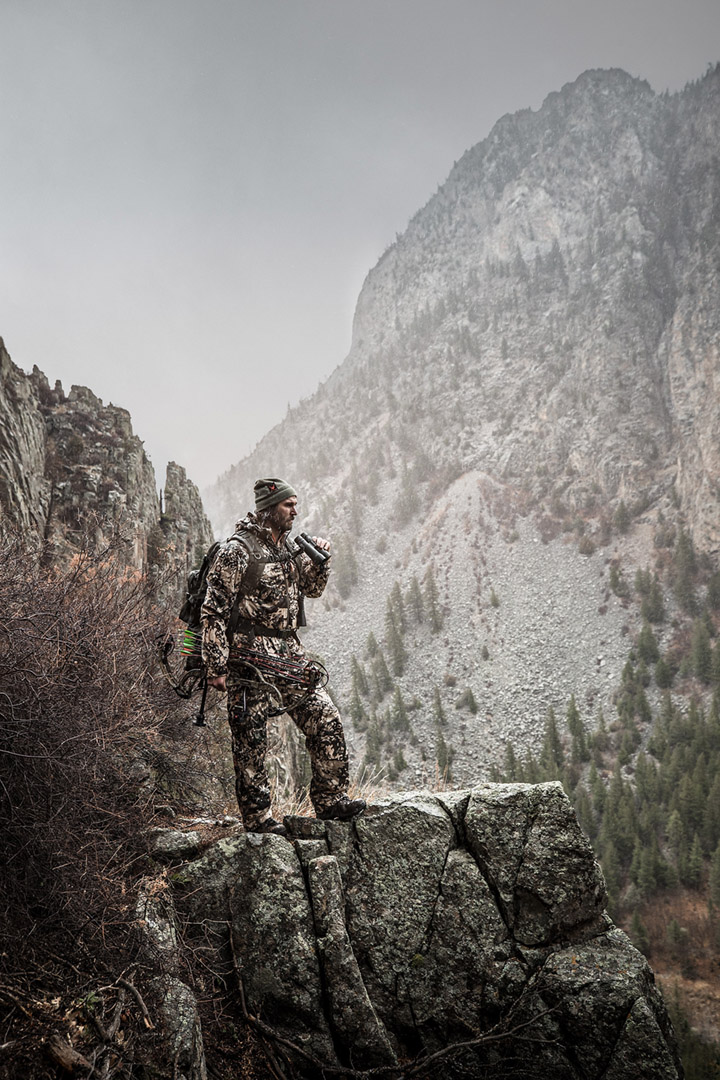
[45,1033,92,1072]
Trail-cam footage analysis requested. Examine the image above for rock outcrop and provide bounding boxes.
[0,338,212,569]
[0,343,57,536]
[160,460,214,570]
[142,784,682,1079]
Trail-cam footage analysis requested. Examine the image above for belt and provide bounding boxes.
[233,617,298,641]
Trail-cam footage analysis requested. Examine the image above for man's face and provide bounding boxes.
[271,496,297,534]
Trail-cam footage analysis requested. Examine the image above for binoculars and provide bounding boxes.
[294,531,331,565]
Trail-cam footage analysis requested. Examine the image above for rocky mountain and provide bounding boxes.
[0,337,212,570]
[204,65,720,776]
[141,785,682,1079]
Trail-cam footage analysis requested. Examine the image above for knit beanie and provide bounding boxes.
[254,477,297,511]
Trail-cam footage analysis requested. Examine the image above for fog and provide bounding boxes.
[1,0,717,486]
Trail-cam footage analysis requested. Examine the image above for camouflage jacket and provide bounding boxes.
[200,514,330,678]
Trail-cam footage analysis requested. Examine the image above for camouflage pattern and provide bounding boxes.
[201,513,349,826]
[201,513,329,679]
[227,676,349,828]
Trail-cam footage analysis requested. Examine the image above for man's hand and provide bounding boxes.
[311,536,331,553]
[208,674,227,692]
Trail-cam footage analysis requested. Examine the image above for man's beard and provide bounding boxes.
[259,504,291,535]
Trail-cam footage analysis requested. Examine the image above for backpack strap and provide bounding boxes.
[226,529,295,642]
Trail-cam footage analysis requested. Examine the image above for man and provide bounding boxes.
[201,477,365,836]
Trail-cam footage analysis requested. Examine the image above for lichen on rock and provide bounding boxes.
[141,784,682,1078]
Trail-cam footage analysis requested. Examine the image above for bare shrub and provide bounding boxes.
[0,532,183,959]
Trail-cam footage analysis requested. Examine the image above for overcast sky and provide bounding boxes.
[1,1,718,489]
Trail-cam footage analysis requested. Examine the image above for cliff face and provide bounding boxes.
[0,345,51,535]
[142,785,682,1079]
[344,67,720,551]
[0,338,212,570]
[208,66,720,549]
[161,460,214,570]
[201,66,720,773]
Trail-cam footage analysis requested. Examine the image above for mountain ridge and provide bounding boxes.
[0,337,213,571]
[207,64,720,549]
[203,63,720,781]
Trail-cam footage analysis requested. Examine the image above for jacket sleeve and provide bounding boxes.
[200,541,249,678]
[296,551,331,599]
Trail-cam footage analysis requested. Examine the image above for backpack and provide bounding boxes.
[178,540,224,629]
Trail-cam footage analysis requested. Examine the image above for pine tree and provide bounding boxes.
[574,785,596,840]
[637,622,660,664]
[391,686,410,732]
[629,837,643,886]
[393,748,408,773]
[666,808,686,861]
[602,763,635,864]
[676,773,705,843]
[614,500,631,534]
[666,917,686,952]
[350,655,369,698]
[372,651,393,696]
[703,774,720,851]
[691,618,713,683]
[701,605,715,638]
[334,532,359,599]
[637,846,658,898]
[522,751,541,784]
[707,570,720,611]
[618,730,634,767]
[609,564,630,597]
[673,527,698,614]
[455,687,478,713]
[592,709,610,754]
[424,566,443,633]
[635,567,653,596]
[566,694,581,736]
[385,606,408,676]
[566,695,588,761]
[389,581,407,634]
[636,658,651,688]
[588,762,606,813]
[503,742,518,781]
[432,686,446,727]
[687,833,704,888]
[363,719,382,769]
[436,732,454,780]
[349,686,366,728]
[540,707,564,774]
[640,574,665,623]
[366,631,379,658]
[629,909,650,956]
[635,752,658,807]
[709,841,720,911]
[710,688,720,736]
[394,461,421,527]
[406,575,424,624]
[601,840,622,907]
[655,656,673,689]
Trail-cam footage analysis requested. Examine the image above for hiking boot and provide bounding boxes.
[250,818,288,837]
[317,796,367,822]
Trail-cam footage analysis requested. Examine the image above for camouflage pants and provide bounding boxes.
[226,675,349,828]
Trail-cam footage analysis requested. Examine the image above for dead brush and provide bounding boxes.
[0,531,195,1076]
